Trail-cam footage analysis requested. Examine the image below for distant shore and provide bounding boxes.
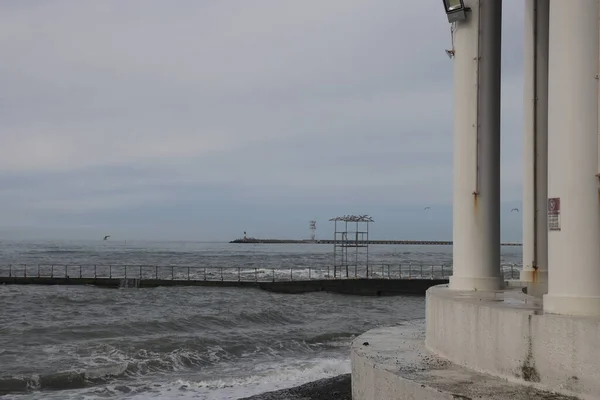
[230,238,522,246]
[238,374,351,400]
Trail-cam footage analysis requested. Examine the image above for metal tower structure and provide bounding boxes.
[309,220,317,241]
[329,215,373,278]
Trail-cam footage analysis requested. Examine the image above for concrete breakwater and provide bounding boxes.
[0,263,523,292]
[0,276,448,296]
[229,238,522,246]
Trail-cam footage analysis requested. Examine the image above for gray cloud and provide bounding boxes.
[0,0,526,240]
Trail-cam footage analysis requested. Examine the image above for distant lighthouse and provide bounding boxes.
[243,231,247,241]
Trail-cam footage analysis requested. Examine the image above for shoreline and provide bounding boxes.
[238,374,351,400]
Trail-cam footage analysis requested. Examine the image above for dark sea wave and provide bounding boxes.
[0,329,358,396]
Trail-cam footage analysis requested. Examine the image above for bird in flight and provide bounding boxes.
[511,208,519,212]
[103,235,110,240]
[424,207,431,211]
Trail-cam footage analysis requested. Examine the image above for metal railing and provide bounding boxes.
[0,263,522,282]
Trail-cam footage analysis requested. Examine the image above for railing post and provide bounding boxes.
[155,266,158,280]
[220,267,223,281]
[188,267,190,281]
[408,263,412,279]
[204,267,207,281]
[24,264,26,278]
[255,267,258,282]
[381,264,384,278]
[309,267,311,280]
[80,265,82,279]
[94,265,97,279]
[238,267,241,282]
[420,264,423,278]
[140,265,143,280]
[354,264,357,279]
[290,268,293,281]
[327,265,330,279]
[399,264,402,279]
[171,266,174,280]
[366,264,369,279]
[387,264,390,279]
[272,268,275,282]
[431,264,434,279]
[37,264,40,278]
[51,264,54,278]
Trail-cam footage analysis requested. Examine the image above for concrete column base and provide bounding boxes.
[519,269,548,297]
[351,320,576,400]
[425,285,600,399]
[449,275,503,291]
[543,293,600,317]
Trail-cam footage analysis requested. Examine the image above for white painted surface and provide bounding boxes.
[351,319,577,400]
[520,0,549,298]
[450,0,503,291]
[425,285,600,399]
[544,0,600,316]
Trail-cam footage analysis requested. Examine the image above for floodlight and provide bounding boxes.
[443,0,469,23]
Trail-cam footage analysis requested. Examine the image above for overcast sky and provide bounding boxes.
[0,1,525,242]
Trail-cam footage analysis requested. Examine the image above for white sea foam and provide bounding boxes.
[13,356,350,400]
[130,356,351,400]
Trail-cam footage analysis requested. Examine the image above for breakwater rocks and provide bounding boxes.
[238,374,351,400]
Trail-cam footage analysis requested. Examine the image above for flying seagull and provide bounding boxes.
[424,207,431,211]
[103,235,110,240]
[511,208,519,212]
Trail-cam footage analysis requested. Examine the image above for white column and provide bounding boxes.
[450,0,503,291]
[520,0,549,298]
[544,0,600,316]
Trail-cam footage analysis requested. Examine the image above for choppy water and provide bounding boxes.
[0,241,522,399]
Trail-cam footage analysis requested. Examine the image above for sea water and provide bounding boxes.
[0,240,522,399]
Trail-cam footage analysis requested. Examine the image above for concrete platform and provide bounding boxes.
[426,286,600,399]
[351,320,578,400]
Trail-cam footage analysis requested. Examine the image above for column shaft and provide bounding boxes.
[544,0,600,316]
[520,0,549,298]
[450,0,503,291]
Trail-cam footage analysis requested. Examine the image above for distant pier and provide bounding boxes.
[229,238,522,246]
